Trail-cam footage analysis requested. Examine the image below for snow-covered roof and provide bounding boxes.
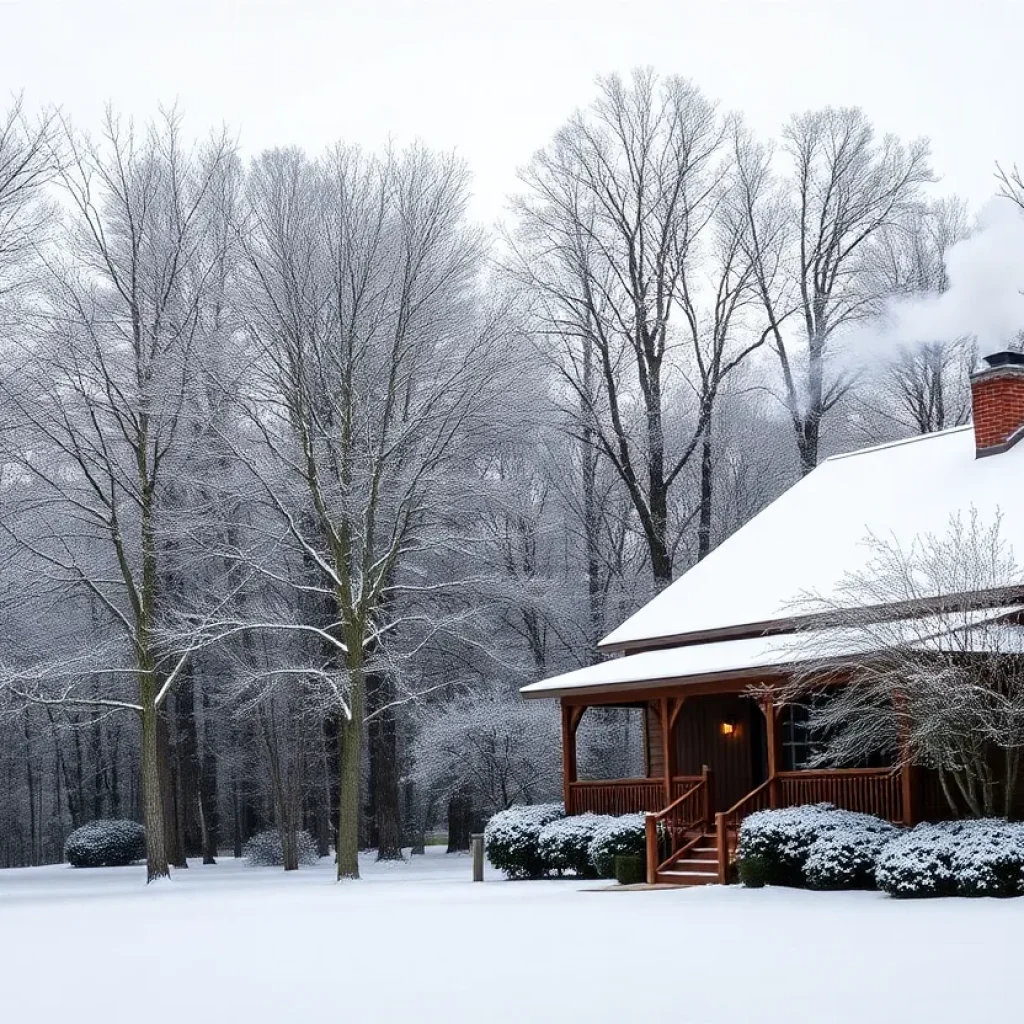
[523,606,1024,699]
[600,426,1024,650]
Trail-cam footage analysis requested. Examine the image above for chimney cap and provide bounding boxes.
[982,350,1024,369]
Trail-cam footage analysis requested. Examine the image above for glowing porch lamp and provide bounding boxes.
[720,718,738,737]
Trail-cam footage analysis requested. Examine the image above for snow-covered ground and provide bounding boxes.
[2,847,1020,1023]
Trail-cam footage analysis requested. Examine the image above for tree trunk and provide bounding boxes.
[140,704,170,882]
[23,715,37,865]
[336,658,364,880]
[368,672,403,862]
[406,782,426,856]
[173,674,203,859]
[199,687,218,864]
[697,421,714,561]
[158,711,187,869]
[316,714,337,858]
[446,790,472,853]
[581,334,603,652]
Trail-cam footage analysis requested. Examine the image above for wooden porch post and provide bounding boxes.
[895,694,917,826]
[561,702,580,813]
[659,697,678,805]
[763,694,781,808]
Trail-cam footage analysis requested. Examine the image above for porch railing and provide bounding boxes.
[776,768,903,822]
[567,779,666,816]
[714,767,903,883]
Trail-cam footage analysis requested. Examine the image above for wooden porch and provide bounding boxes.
[561,688,915,886]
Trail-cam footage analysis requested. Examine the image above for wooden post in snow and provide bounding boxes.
[471,833,484,882]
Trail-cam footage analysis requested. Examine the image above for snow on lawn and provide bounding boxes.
[2,847,1021,1024]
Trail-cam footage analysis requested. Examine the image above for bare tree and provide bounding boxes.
[0,95,55,304]
[231,144,509,878]
[510,70,767,587]
[0,110,236,882]
[781,511,1024,818]
[737,107,932,474]
[854,198,973,439]
[411,688,561,815]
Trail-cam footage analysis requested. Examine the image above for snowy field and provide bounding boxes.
[2,847,1021,1024]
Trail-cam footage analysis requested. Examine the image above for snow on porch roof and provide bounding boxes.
[599,426,1024,651]
[522,606,1024,700]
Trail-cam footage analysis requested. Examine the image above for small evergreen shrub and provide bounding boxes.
[243,829,319,867]
[538,814,612,877]
[876,820,1024,898]
[614,853,646,886]
[588,814,646,878]
[65,819,146,868]
[736,853,772,889]
[484,803,564,879]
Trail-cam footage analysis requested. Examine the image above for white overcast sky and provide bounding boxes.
[2,0,1021,222]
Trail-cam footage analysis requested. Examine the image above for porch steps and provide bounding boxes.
[654,835,721,886]
[656,869,717,885]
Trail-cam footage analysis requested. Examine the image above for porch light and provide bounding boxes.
[721,719,738,737]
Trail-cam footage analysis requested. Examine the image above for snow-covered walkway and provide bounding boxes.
[1,847,1019,1023]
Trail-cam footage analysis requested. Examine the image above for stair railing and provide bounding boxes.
[644,766,711,884]
[714,777,774,883]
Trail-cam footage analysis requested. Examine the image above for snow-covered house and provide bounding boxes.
[521,351,1024,885]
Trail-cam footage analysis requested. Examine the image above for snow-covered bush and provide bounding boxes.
[804,821,897,890]
[65,819,146,868]
[738,805,896,889]
[588,814,646,878]
[243,829,319,867]
[737,805,833,887]
[952,821,1024,897]
[876,820,1024,898]
[538,814,613,877]
[875,823,958,898]
[484,803,564,879]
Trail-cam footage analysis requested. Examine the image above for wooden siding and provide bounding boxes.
[645,704,664,779]
[674,695,766,811]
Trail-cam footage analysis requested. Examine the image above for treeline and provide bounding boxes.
[0,72,1011,878]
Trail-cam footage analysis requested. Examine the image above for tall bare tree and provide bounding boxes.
[0,110,236,882]
[737,107,932,474]
[510,70,766,587]
[0,96,54,305]
[855,198,973,438]
[232,144,508,877]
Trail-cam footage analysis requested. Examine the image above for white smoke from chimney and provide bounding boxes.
[873,198,1024,358]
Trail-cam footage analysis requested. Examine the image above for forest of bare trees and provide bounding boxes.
[0,70,1008,878]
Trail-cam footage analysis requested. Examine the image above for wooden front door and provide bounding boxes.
[674,694,767,811]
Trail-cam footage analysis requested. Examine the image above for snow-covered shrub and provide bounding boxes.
[484,803,564,879]
[876,820,1024,898]
[538,814,613,877]
[737,805,833,888]
[588,814,646,878]
[875,823,959,898]
[243,829,319,867]
[804,821,897,890]
[738,805,896,889]
[951,820,1024,897]
[65,819,146,868]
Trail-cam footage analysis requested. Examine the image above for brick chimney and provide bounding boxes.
[971,350,1024,457]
